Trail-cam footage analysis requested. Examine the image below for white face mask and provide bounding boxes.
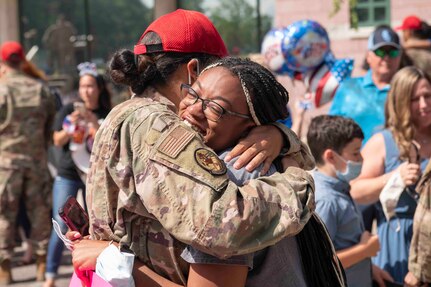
[379,171,404,232]
[333,152,363,183]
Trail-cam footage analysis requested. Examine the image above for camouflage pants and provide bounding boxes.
[0,166,52,262]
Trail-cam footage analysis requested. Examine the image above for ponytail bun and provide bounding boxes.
[109,49,142,93]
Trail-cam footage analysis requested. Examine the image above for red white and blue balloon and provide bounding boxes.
[282,20,330,72]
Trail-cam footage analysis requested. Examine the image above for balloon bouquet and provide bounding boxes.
[262,20,354,138]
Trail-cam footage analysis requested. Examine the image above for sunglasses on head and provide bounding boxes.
[374,48,400,58]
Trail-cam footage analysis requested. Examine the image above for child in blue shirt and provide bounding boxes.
[307,115,394,287]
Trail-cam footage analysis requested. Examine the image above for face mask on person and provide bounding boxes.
[333,152,363,183]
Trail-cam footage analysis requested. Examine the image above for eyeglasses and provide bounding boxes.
[374,48,400,59]
[180,83,251,122]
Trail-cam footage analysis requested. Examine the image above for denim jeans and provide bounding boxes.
[45,176,85,278]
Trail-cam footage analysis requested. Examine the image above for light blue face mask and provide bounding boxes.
[334,152,363,183]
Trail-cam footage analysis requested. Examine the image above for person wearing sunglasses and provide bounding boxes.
[329,25,402,238]
[330,25,401,144]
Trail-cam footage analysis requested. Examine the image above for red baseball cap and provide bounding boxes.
[1,41,25,63]
[134,9,228,58]
[396,15,422,31]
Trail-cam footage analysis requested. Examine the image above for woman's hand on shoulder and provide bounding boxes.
[225,125,283,174]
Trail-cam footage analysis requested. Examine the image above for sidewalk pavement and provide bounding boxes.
[4,246,73,287]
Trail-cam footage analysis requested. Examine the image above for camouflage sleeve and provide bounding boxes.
[0,85,11,133]
[271,122,315,170]
[128,112,315,259]
[408,167,431,282]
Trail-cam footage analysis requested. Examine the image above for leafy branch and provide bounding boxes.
[330,0,359,29]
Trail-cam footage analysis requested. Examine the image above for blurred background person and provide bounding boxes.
[396,15,431,79]
[329,25,402,234]
[350,66,431,284]
[43,62,111,287]
[0,41,56,284]
[307,115,393,287]
[329,25,401,144]
[397,15,431,50]
[15,59,61,267]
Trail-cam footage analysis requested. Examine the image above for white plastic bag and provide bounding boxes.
[379,171,405,231]
[95,244,135,287]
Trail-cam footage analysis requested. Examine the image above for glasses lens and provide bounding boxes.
[388,49,400,58]
[374,48,400,58]
[374,49,385,58]
[204,102,224,121]
[181,85,198,106]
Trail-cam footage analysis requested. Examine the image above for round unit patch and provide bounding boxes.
[194,148,227,175]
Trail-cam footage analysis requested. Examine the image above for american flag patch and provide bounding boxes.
[158,125,195,158]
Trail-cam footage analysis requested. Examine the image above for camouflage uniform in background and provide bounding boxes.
[0,71,56,262]
[409,160,431,284]
[87,87,316,285]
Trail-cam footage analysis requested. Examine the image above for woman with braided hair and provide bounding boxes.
[351,66,431,284]
[68,9,318,287]
[69,52,344,285]
[178,56,346,287]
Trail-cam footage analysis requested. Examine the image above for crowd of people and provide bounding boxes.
[0,8,430,287]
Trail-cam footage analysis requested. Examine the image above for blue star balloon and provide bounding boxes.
[261,27,295,77]
[282,20,330,73]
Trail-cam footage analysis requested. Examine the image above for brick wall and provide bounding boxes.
[274,0,431,77]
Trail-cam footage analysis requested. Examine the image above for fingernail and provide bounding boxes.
[234,162,241,169]
[224,155,232,162]
[74,233,82,239]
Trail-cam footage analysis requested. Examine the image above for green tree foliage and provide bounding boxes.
[330,0,358,28]
[20,0,152,60]
[178,0,204,12]
[208,0,272,54]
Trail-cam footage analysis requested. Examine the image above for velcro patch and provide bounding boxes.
[194,148,227,175]
[151,117,168,132]
[157,126,195,158]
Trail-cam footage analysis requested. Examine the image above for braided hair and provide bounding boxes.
[200,57,289,125]
[203,57,347,287]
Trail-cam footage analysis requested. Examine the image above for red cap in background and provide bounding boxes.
[0,41,25,63]
[396,15,422,31]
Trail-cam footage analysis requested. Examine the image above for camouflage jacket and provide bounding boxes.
[0,71,56,168]
[87,87,315,284]
[409,160,431,283]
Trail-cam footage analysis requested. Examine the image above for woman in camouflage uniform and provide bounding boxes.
[70,9,316,287]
